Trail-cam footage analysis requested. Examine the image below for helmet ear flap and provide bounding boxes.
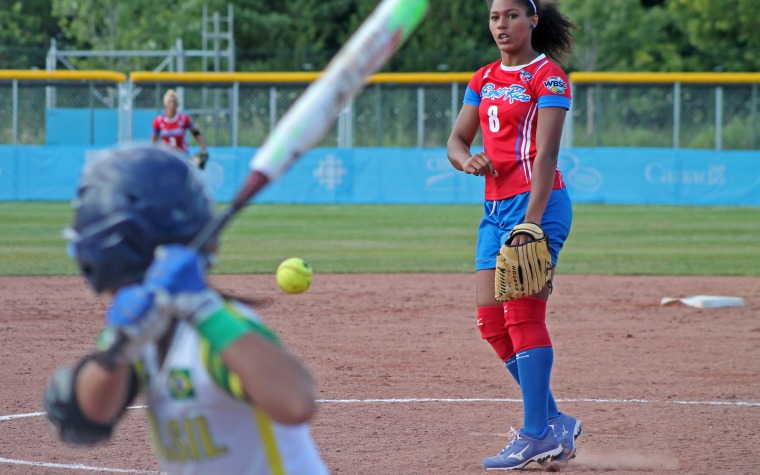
[75,215,156,293]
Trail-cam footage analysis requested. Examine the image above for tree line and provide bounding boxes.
[1,0,757,73]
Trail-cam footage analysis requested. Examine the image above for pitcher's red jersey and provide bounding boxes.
[464,54,571,200]
[152,113,194,153]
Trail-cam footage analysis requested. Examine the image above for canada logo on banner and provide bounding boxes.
[313,154,348,190]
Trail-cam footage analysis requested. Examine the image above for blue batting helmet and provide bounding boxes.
[66,145,214,293]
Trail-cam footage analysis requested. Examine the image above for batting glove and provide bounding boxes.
[143,245,224,327]
[103,285,173,363]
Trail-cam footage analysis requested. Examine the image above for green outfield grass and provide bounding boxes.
[0,202,758,276]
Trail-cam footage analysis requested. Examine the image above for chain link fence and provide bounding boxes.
[127,77,466,148]
[569,80,760,150]
[1,72,758,151]
[0,72,124,145]
[127,78,464,147]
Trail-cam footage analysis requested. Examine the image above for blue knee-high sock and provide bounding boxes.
[512,347,554,437]
[505,355,559,422]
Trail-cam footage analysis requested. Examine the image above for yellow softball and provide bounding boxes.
[276,257,313,294]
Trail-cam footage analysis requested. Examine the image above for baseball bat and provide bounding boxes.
[104,0,429,365]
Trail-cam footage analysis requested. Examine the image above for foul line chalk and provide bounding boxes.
[2,397,758,423]
[0,411,47,422]
[0,457,161,474]
[0,406,149,421]
[316,397,760,407]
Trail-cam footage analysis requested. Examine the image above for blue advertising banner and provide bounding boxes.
[557,148,760,206]
[1,145,758,206]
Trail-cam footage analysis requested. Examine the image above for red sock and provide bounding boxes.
[504,297,552,352]
[477,306,515,361]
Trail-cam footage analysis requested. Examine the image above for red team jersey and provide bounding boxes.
[465,54,571,200]
[152,112,194,154]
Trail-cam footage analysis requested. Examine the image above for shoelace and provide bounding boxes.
[499,427,522,454]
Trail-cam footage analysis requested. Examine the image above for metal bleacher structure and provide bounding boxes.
[37,3,236,146]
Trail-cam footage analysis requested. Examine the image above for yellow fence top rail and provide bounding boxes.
[7,70,758,85]
[130,71,474,84]
[0,70,126,82]
[367,73,472,84]
[570,72,760,84]
[130,72,320,83]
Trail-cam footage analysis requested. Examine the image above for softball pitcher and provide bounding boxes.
[44,145,328,475]
[447,0,581,470]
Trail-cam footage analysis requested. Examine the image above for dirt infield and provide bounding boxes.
[0,274,758,474]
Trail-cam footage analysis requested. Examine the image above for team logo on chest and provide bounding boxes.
[543,76,567,94]
[481,83,531,104]
[168,369,195,400]
[519,70,534,82]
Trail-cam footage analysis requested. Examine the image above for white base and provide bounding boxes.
[660,295,745,308]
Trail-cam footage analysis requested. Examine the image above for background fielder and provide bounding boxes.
[151,89,210,170]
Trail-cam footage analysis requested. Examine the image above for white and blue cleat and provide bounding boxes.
[549,413,583,462]
[483,427,563,470]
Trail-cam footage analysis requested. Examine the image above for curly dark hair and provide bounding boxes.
[486,0,576,62]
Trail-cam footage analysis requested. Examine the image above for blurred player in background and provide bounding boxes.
[44,145,328,475]
[151,89,210,170]
[447,0,580,470]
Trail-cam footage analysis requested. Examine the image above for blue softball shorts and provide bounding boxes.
[475,188,572,271]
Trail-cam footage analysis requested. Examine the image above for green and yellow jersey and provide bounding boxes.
[124,300,328,475]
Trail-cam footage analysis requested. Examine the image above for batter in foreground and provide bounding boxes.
[44,145,328,475]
